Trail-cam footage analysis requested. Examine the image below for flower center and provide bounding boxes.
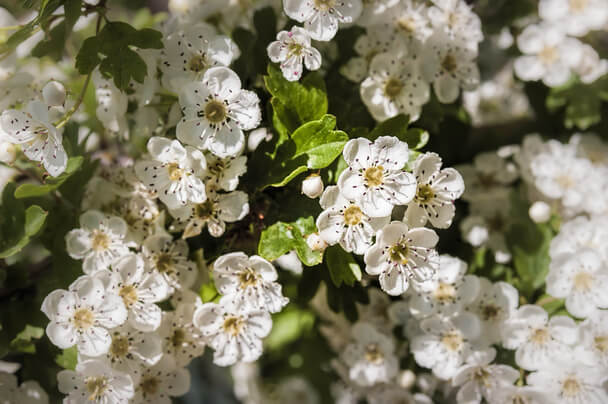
[364,343,384,364]
[530,327,550,344]
[539,46,558,65]
[441,54,458,73]
[85,376,108,401]
[72,308,95,330]
[238,267,260,289]
[155,253,174,273]
[343,205,364,226]
[389,242,409,265]
[573,271,593,292]
[314,0,335,11]
[171,328,187,347]
[473,368,492,387]
[397,16,416,33]
[141,376,160,396]
[434,282,456,302]
[441,331,463,351]
[223,315,244,336]
[110,335,130,358]
[383,78,403,99]
[195,199,216,220]
[594,336,608,353]
[569,0,588,12]
[287,43,304,58]
[204,99,227,124]
[562,377,581,397]
[416,184,435,204]
[167,162,185,181]
[188,54,207,72]
[119,285,138,308]
[364,166,384,187]
[481,304,501,321]
[556,174,574,188]
[91,230,110,252]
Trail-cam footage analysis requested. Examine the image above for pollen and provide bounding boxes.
[204,99,228,124]
[364,343,385,364]
[383,78,404,99]
[223,315,244,336]
[434,282,456,303]
[91,230,110,252]
[364,166,384,187]
[573,271,593,292]
[416,184,435,204]
[562,377,582,397]
[343,205,364,226]
[167,162,185,181]
[188,54,207,72]
[85,376,108,401]
[110,335,130,358]
[141,376,160,396]
[441,54,458,73]
[119,285,138,308]
[238,267,260,289]
[530,327,550,344]
[72,308,95,330]
[389,242,410,265]
[441,331,463,352]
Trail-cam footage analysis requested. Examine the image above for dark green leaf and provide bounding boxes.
[325,246,362,287]
[14,157,84,198]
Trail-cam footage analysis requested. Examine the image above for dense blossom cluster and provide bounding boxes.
[0,0,607,403]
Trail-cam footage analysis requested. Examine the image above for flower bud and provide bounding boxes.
[247,127,272,151]
[306,233,327,252]
[398,370,416,389]
[42,80,66,106]
[301,174,324,199]
[0,140,16,164]
[529,201,551,223]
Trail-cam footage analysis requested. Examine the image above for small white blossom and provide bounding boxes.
[57,359,134,403]
[301,173,324,199]
[41,80,66,107]
[0,373,48,404]
[267,26,322,81]
[538,0,608,37]
[132,356,191,404]
[142,234,197,291]
[158,303,206,367]
[283,0,363,41]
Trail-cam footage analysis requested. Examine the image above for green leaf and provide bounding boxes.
[75,21,163,91]
[31,0,82,60]
[291,115,349,169]
[264,308,315,351]
[199,281,219,303]
[25,205,48,237]
[325,246,362,287]
[55,346,78,370]
[536,294,565,316]
[14,157,83,198]
[403,128,430,150]
[10,325,44,354]
[258,218,322,266]
[368,114,409,141]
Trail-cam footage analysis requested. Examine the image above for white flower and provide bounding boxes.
[193,296,272,366]
[365,221,439,296]
[514,23,583,87]
[338,137,417,217]
[576,310,608,368]
[161,22,239,92]
[501,305,578,371]
[458,151,518,203]
[65,210,129,274]
[302,173,324,199]
[0,373,49,404]
[452,348,519,404]
[99,254,169,331]
[204,152,247,192]
[375,1,432,46]
[409,255,478,318]
[42,80,66,107]
[529,201,552,223]
[81,324,162,377]
[42,275,127,356]
[411,312,481,379]
[169,189,249,238]
[546,249,608,318]
[176,66,261,158]
[466,278,519,346]
[93,71,129,135]
[575,44,608,84]
[316,185,390,255]
[360,49,430,122]
[405,152,464,228]
[283,0,363,41]
[135,136,207,210]
[339,29,390,83]
[57,359,134,403]
[427,0,483,46]
[0,100,67,176]
[267,26,322,81]
[132,356,191,404]
[367,387,433,404]
[341,322,398,387]
[527,359,608,404]
[550,215,608,263]
[422,32,480,103]
[489,385,550,404]
[538,0,608,37]
[142,234,197,291]
[213,252,289,313]
[158,303,206,367]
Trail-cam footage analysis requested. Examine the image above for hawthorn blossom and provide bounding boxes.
[204,152,247,192]
[0,373,48,404]
[213,252,288,313]
[65,210,129,274]
[194,296,272,366]
[338,137,417,218]
[538,0,608,37]
[41,275,127,356]
[57,359,134,403]
[267,26,322,81]
[176,66,261,158]
[316,185,390,255]
[0,100,67,176]
[135,136,207,210]
[132,356,191,404]
[364,221,439,296]
[283,0,363,41]
[158,303,206,367]
[142,234,197,291]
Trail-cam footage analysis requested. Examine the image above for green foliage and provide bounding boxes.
[14,157,83,199]
[199,280,219,303]
[32,0,81,60]
[0,183,48,258]
[264,307,315,351]
[325,246,362,287]
[546,76,608,130]
[55,346,78,370]
[10,325,44,354]
[368,114,430,150]
[258,217,322,266]
[75,21,163,90]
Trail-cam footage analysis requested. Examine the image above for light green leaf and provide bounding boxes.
[14,157,83,199]
[199,281,219,303]
[291,115,349,169]
[325,246,362,287]
[10,325,44,354]
[258,218,322,266]
[264,308,315,351]
[55,346,78,370]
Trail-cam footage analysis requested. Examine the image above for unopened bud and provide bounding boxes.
[306,233,327,252]
[398,369,416,389]
[0,140,16,163]
[301,174,324,199]
[529,201,551,223]
[42,80,66,106]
